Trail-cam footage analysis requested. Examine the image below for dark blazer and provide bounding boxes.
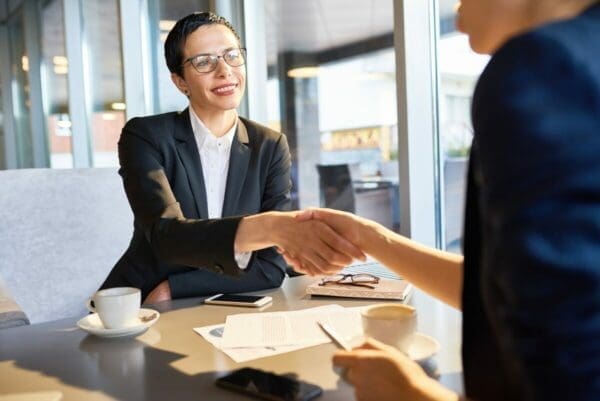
[463,4,600,401]
[100,109,292,300]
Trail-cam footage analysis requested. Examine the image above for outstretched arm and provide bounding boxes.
[290,209,463,309]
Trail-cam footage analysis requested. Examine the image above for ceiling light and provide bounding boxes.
[54,65,68,75]
[287,66,321,78]
[159,20,176,31]
[111,102,126,111]
[53,56,68,66]
[56,120,72,129]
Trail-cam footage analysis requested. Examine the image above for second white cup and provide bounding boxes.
[87,287,141,329]
[361,303,417,353]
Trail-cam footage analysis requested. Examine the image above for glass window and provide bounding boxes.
[151,0,211,113]
[41,0,72,168]
[264,0,400,231]
[8,11,34,168]
[437,0,490,252]
[0,71,4,170]
[81,0,125,167]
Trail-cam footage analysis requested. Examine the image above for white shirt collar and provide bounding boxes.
[189,107,237,151]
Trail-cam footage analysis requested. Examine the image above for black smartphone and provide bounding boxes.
[215,367,322,401]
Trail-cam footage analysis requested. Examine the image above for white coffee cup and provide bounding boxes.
[86,287,141,329]
[361,303,417,353]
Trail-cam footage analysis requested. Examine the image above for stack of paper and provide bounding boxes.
[194,304,365,363]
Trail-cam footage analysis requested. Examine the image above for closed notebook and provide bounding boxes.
[306,278,413,301]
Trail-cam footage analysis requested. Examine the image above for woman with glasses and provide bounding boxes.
[290,1,600,400]
[100,12,364,304]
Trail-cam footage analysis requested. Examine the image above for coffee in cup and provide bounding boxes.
[361,303,417,353]
[86,287,141,329]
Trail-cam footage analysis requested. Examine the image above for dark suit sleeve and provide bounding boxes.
[118,119,241,275]
[167,131,292,298]
[474,32,600,400]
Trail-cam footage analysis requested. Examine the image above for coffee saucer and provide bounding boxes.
[77,308,160,338]
[406,332,440,362]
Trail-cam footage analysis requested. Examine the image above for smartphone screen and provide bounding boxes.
[216,367,322,401]
[211,294,264,303]
[204,294,272,307]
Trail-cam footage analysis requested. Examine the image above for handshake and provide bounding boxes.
[234,208,376,276]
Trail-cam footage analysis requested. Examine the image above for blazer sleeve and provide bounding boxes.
[167,130,292,298]
[118,118,242,276]
[473,32,600,401]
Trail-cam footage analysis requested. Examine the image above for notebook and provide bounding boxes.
[306,278,413,301]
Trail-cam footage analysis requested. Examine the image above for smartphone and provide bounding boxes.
[204,293,272,308]
[216,367,322,401]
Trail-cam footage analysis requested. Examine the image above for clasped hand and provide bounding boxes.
[275,208,368,276]
[273,210,366,276]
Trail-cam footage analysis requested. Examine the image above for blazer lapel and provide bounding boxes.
[174,108,209,219]
[222,118,251,217]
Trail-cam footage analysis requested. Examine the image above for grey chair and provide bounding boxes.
[316,163,394,229]
[0,168,132,325]
[0,274,29,329]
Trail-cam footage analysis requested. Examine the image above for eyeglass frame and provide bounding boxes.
[318,273,380,289]
[181,47,247,74]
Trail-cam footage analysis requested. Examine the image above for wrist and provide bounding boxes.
[263,211,290,247]
[412,376,460,401]
[359,218,383,253]
[235,212,281,252]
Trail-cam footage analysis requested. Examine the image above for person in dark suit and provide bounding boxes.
[100,12,364,304]
[288,1,600,400]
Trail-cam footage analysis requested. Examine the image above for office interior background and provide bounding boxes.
[0,0,489,252]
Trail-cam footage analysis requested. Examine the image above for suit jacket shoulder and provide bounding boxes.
[121,111,182,145]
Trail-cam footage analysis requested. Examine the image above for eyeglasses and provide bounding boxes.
[182,47,247,74]
[319,273,380,289]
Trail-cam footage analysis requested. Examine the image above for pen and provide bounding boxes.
[318,321,353,352]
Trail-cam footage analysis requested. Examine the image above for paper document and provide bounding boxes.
[318,307,365,344]
[221,304,345,348]
[194,305,368,363]
[194,324,327,363]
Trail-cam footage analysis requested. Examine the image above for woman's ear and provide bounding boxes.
[171,73,190,96]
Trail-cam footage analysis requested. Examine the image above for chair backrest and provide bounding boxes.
[316,164,355,213]
[0,168,132,324]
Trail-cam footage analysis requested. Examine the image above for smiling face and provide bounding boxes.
[171,24,246,119]
[456,0,530,54]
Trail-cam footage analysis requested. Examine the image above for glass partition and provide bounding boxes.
[264,0,400,231]
[41,0,72,168]
[0,69,4,170]
[150,0,211,113]
[8,11,34,168]
[81,0,125,167]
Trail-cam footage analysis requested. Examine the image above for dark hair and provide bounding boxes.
[164,12,241,77]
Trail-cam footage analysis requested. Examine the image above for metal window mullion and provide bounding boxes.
[23,0,48,167]
[63,0,91,167]
[241,0,268,124]
[119,0,152,119]
[0,22,17,169]
[394,0,440,248]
